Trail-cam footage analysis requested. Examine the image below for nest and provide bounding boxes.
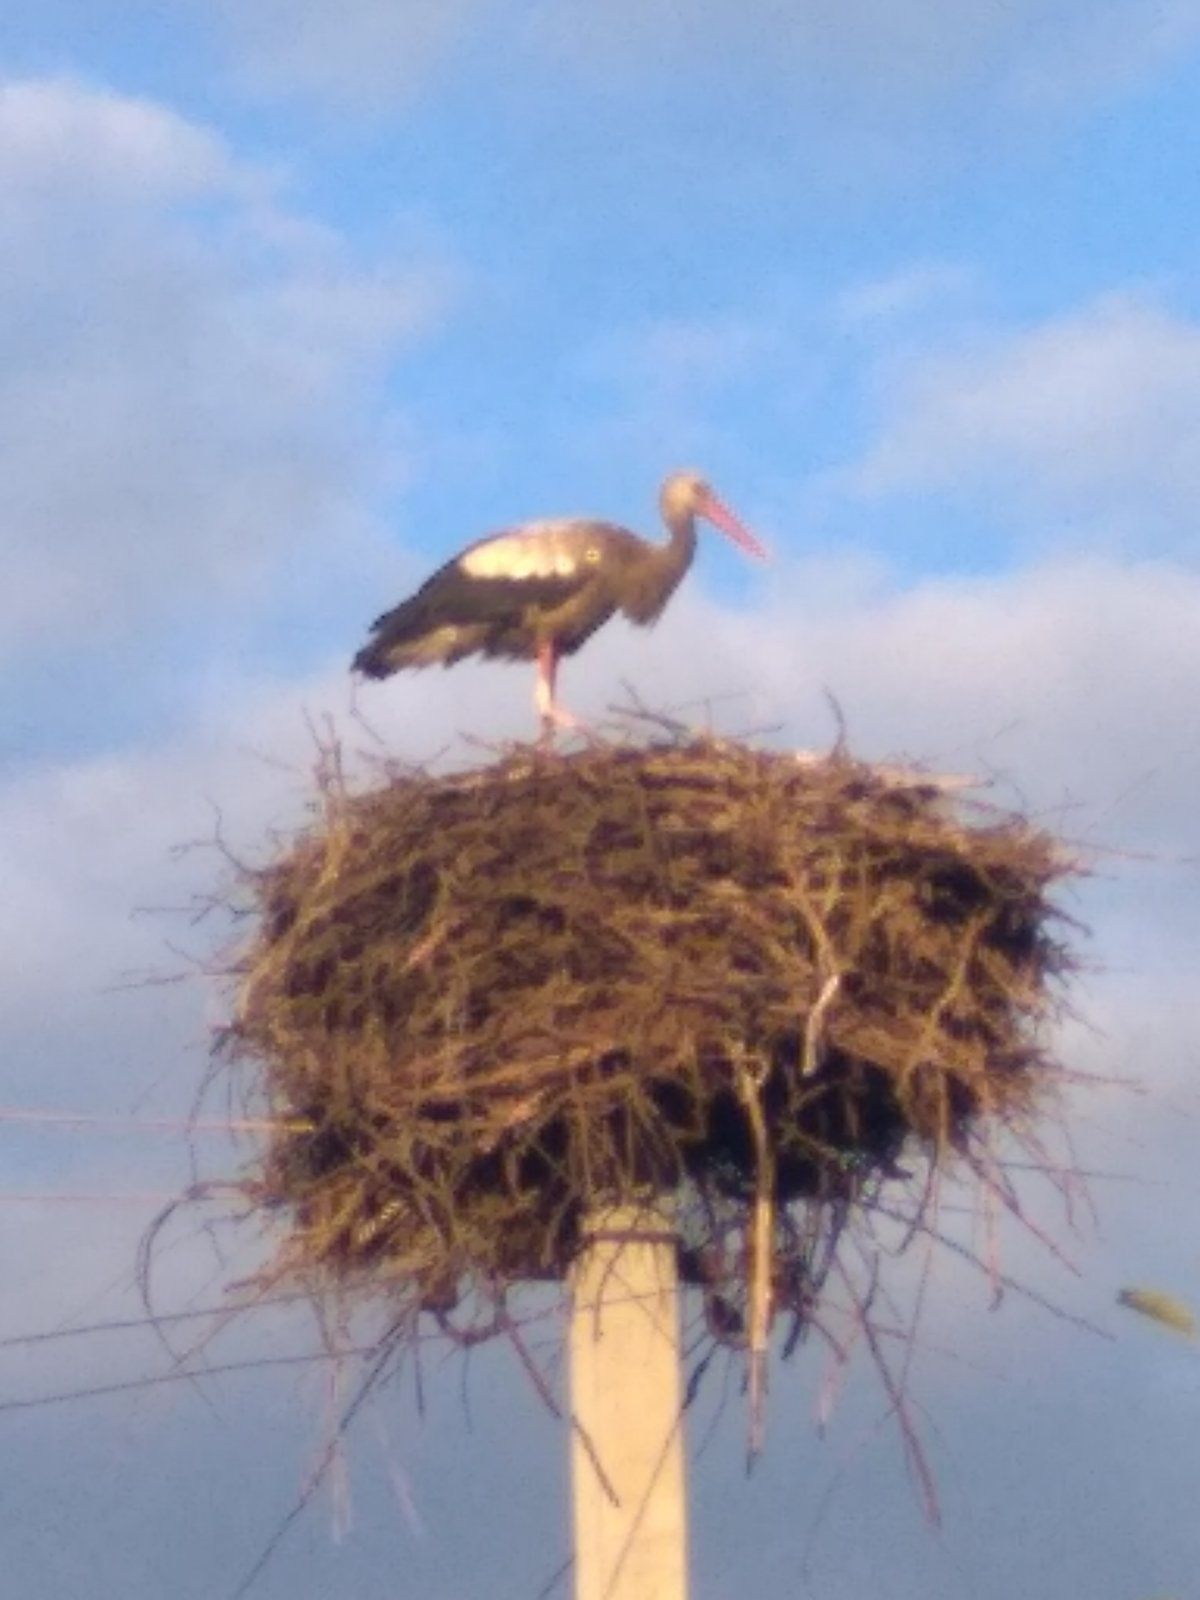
[222,736,1077,1350]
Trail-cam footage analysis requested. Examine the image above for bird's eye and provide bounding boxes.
[585,546,601,563]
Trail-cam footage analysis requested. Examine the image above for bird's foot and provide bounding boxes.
[537,703,592,747]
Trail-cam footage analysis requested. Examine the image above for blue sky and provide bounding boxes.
[3,5,1200,1598]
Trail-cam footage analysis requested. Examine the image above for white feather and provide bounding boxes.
[460,527,579,582]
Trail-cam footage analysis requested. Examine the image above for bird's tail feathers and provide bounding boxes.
[351,594,430,678]
[352,639,401,678]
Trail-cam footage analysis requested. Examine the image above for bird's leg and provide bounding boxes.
[534,642,586,742]
[535,642,560,741]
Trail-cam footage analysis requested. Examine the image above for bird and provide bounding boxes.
[352,470,767,737]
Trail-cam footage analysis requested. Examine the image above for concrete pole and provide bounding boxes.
[569,1201,689,1600]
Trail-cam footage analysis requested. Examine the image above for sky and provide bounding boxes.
[2,4,1200,1597]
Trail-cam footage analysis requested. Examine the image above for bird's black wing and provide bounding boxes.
[354,531,608,675]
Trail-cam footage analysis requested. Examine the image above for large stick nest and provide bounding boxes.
[223,736,1077,1345]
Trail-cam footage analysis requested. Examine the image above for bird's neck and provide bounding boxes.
[662,506,698,570]
[619,502,699,625]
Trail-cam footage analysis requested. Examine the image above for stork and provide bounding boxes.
[352,470,767,737]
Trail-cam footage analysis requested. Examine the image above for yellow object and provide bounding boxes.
[1117,1287,1197,1339]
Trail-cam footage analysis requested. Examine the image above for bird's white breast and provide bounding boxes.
[459,523,582,582]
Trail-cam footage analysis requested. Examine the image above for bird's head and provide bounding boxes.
[660,470,768,559]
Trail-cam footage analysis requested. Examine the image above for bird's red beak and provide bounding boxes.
[700,492,769,560]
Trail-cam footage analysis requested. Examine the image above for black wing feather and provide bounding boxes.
[352,556,595,677]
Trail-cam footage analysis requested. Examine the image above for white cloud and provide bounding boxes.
[531,0,1200,112]
[1010,0,1200,108]
[854,294,1200,547]
[836,263,976,326]
[210,0,493,109]
[0,655,533,1103]
[196,0,1200,120]
[0,78,234,196]
[0,77,449,676]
